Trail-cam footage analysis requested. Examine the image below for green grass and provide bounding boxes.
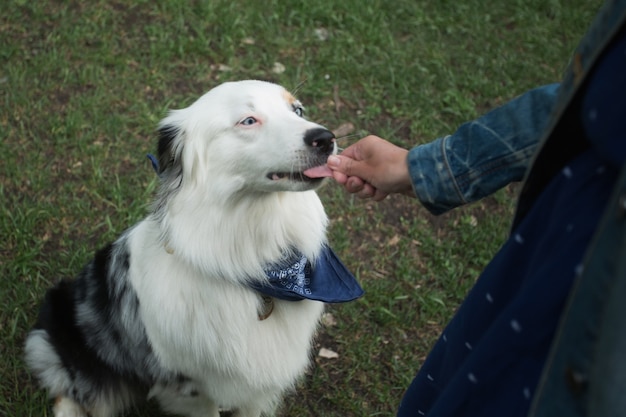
[1,0,602,416]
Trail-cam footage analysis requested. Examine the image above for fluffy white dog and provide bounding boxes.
[24,80,363,417]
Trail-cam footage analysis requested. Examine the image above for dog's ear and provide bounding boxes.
[157,124,182,175]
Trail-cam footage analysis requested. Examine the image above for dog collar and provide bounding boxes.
[250,245,364,304]
[147,154,160,174]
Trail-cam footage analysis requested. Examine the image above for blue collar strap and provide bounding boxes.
[249,245,364,303]
[147,154,160,174]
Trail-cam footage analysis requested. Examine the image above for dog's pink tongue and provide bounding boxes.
[304,165,333,179]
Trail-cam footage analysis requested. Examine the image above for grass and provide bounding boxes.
[1,0,602,416]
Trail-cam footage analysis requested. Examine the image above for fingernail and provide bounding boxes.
[327,155,339,168]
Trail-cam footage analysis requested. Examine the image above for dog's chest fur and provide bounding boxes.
[124,196,326,405]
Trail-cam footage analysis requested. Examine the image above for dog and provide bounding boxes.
[24,80,363,417]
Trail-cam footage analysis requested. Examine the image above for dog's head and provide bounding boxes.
[156,80,336,197]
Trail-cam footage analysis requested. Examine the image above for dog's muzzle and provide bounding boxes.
[267,128,336,182]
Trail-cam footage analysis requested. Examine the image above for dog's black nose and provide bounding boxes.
[304,128,335,155]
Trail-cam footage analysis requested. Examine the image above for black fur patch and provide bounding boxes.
[157,124,181,175]
[31,242,153,408]
[153,125,185,221]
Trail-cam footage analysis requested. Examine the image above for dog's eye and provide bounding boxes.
[294,107,304,118]
[239,117,257,126]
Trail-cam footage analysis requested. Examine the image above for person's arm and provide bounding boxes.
[409,83,559,214]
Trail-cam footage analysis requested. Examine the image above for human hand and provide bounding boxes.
[327,135,415,201]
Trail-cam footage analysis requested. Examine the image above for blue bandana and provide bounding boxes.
[249,245,364,303]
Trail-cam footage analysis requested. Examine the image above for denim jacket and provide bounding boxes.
[407,0,626,415]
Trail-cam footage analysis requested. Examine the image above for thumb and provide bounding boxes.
[327,155,364,178]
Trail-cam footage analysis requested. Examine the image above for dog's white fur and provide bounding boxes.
[26,80,337,417]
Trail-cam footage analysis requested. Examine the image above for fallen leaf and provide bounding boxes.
[272,62,286,74]
[321,313,337,327]
[313,27,329,41]
[211,64,232,72]
[388,234,400,246]
[332,122,355,138]
[318,348,339,359]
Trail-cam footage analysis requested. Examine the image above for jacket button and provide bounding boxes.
[618,194,626,218]
[565,367,588,396]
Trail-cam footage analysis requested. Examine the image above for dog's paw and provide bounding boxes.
[53,397,88,417]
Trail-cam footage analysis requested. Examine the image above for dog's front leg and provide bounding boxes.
[230,405,265,417]
[149,381,220,417]
[52,397,89,417]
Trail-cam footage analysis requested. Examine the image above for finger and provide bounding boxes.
[346,176,366,193]
[331,170,348,185]
[327,154,364,179]
[358,183,376,199]
[372,189,389,201]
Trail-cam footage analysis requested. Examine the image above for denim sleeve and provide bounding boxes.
[407,83,560,215]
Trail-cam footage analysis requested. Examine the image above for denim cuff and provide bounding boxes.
[408,133,537,215]
[408,136,465,215]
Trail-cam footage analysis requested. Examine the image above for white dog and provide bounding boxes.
[24,80,363,417]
